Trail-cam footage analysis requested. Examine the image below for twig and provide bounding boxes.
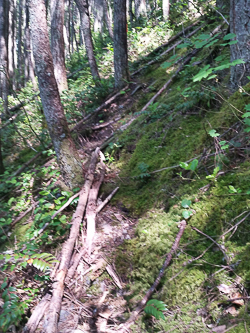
[11,202,38,227]
[221,211,250,238]
[191,226,229,264]
[51,192,80,220]
[209,4,229,25]
[96,187,119,213]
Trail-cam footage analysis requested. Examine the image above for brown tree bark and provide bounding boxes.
[104,0,113,39]
[18,0,24,89]
[0,135,5,175]
[75,0,100,82]
[51,0,68,93]
[28,0,84,190]
[230,0,250,89]
[113,0,130,89]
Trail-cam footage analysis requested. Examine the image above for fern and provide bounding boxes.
[144,299,167,320]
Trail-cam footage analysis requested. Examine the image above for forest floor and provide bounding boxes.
[2,15,250,333]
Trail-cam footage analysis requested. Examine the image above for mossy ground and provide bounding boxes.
[110,29,250,331]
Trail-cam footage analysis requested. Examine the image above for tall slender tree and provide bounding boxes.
[74,0,100,82]
[28,0,84,189]
[18,0,24,88]
[135,0,147,19]
[0,0,9,112]
[113,0,130,89]
[104,0,113,39]
[230,0,250,89]
[51,0,68,93]
[162,0,169,20]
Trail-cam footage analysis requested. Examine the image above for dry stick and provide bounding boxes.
[86,151,106,255]
[220,211,250,238]
[72,86,129,132]
[121,48,200,132]
[144,19,201,58]
[96,187,119,213]
[30,192,81,241]
[191,226,229,264]
[44,148,100,333]
[121,220,187,332]
[131,23,205,76]
[92,117,121,130]
[11,202,38,227]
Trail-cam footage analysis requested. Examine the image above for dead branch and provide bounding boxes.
[23,294,51,333]
[72,87,129,132]
[51,191,80,220]
[96,187,119,213]
[92,117,121,130]
[120,220,187,332]
[66,246,87,280]
[86,151,106,254]
[11,202,38,227]
[191,226,229,264]
[44,148,100,333]
[143,19,201,59]
[131,23,205,76]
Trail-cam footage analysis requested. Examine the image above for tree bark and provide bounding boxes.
[0,135,5,175]
[28,0,84,190]
[93,0,104,33]
[230,0,250,89]
[103,0,113,39]
[51,0,68,93]
[74,0,100,82]
[113,0,130,89]
[25,0,36,87]
[0,0,9,113]
[135,0,147,19]
[162,0,169,20]
[18,0,24,89]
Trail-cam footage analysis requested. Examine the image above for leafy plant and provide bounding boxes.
[144,299,167,320]
[181,199,192,219]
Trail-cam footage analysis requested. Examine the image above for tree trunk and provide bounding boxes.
[93,0,104,34]
[74,0,100,82]
[230,0,250,89]
[28,0,84,190]
[162,0,169,20]
[8,0,16,92]
[113,0,130,89]
[0,0,9,113]
[135,0,147,19]
[18,0,24,89]
[128,0,134,27]
[25,0,36,87]
[104,0,113,39]
[0,135,5,175]
[51,0,68,93]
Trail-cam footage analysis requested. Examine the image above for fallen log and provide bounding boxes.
[96,187,119,213]
[86,151,106,254]
[23,294,51,333]
[131,22,205,76]
[44,147,100,333]
[120,220,187,332]
[72,86,129,132]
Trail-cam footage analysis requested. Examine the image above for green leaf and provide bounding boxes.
[209,129,219,137]
[179,162,189,170]
[244,104,250,111]
[161,62,172,69]
[182,210,192,219]
[231,59,245,66]
[221,144,229,150]
[207,74,217,80]
[229,185,237,193]
[223,33,236,40]
[120,90,126,94]
[228,40,238,45]
[189,159,198,171]
[205,39,219,48]
[177,42,191,49]
[181,199,191,208]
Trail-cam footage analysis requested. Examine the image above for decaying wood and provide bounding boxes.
[86,151,106,254]
[120,220,187,332]
[92,117,121,130]
[72,86,129,132]
[44,148,100,333]
[131,23,205,76]
[66,246,87,280]
[96,187,119,213]
[106,264,122,289]
[23,294,51,333]
[51,191,80,220]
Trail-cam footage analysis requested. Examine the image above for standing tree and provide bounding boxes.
[28,0,84,190]
[104,0,113,39]
[135,0,147,19]
[113,0,130,89]
[51,0,68,93]
[0,0,9,112]
[162,0,169,20]
[230,0,250,89]
[74,0,100,82]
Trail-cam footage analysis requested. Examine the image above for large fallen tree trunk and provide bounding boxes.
[44,148,100,333]
[120,220,187,332]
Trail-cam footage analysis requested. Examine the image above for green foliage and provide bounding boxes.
[144,299,167,320]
